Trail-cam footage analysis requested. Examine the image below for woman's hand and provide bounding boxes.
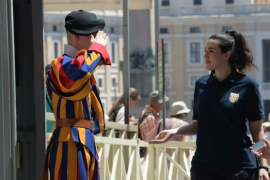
[91,31,108,46]
[259,168,269,180]
[150,128,178,144]
[250,139,270,159]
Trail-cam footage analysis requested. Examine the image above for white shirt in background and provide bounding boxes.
[116,106,125,124]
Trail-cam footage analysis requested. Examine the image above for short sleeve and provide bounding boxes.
[246,83,265,122]
[192,82,199,120]
[115,106,125,124]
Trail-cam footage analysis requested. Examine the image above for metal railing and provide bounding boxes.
[160,3,270,16]
[96,122,196,180]
[46,113,196,180]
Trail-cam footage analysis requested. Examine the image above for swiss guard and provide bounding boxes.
[43,10,111,180]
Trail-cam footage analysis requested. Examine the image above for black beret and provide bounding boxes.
[65,10,105,36]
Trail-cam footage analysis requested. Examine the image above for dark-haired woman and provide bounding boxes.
[152,30,268,180]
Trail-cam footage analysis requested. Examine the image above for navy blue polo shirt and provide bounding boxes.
[191,69,265,173]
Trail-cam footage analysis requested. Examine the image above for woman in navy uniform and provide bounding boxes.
[152,30,268,180]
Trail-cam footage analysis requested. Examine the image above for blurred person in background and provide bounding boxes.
[139,90,169,141]
[108,87,140,125]
[138,90,169,158]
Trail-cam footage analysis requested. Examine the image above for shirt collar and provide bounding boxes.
[208,68,237,84]
[145,105,159,117]
[64,44,79,59]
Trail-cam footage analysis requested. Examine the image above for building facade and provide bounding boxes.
[44,0,270,122]
[160,0,270,123]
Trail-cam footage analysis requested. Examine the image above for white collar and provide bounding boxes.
[64,44,79,59]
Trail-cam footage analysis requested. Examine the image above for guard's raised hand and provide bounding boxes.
[91,31,108,46]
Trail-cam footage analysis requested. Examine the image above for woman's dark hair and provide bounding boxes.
[209,30,257,73]
[108,88,140,115]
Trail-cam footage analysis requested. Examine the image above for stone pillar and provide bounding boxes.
[14,0,46,179]
[129,10,154,114]
[118,37,124,94]
[0,0,17,179]
[46,36,52,64]
[105,38,112,110]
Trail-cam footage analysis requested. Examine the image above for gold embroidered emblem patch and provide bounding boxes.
[229,92,239,103]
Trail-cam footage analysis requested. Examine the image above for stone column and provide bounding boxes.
[0,0,17,179]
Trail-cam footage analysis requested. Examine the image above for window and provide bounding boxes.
[98,79,102,87]
[164,41,171,65]
[112,78,116,86]
[162,0,170,6]
[189,75,201,87]
[188,41,202,64]
[226,0,234,4]
[222,26,233,32]
[110,42,118,66]
[165,75,172,89]
[111,76,118,103]
[263,40,270,82]
[97,76,104,90]
[160,28,168,34]
[111,43,115,64]
[190,27,200,33]
[110,27,114,33]
[53,25,57,32]
[194,0,202,5]
[52,40,61,59]
[111,76,118,90]
[54,42,58,58]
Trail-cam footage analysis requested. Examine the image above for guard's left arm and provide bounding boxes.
[249,120,269,179]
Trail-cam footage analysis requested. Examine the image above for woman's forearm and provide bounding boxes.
[177,121,198,136]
